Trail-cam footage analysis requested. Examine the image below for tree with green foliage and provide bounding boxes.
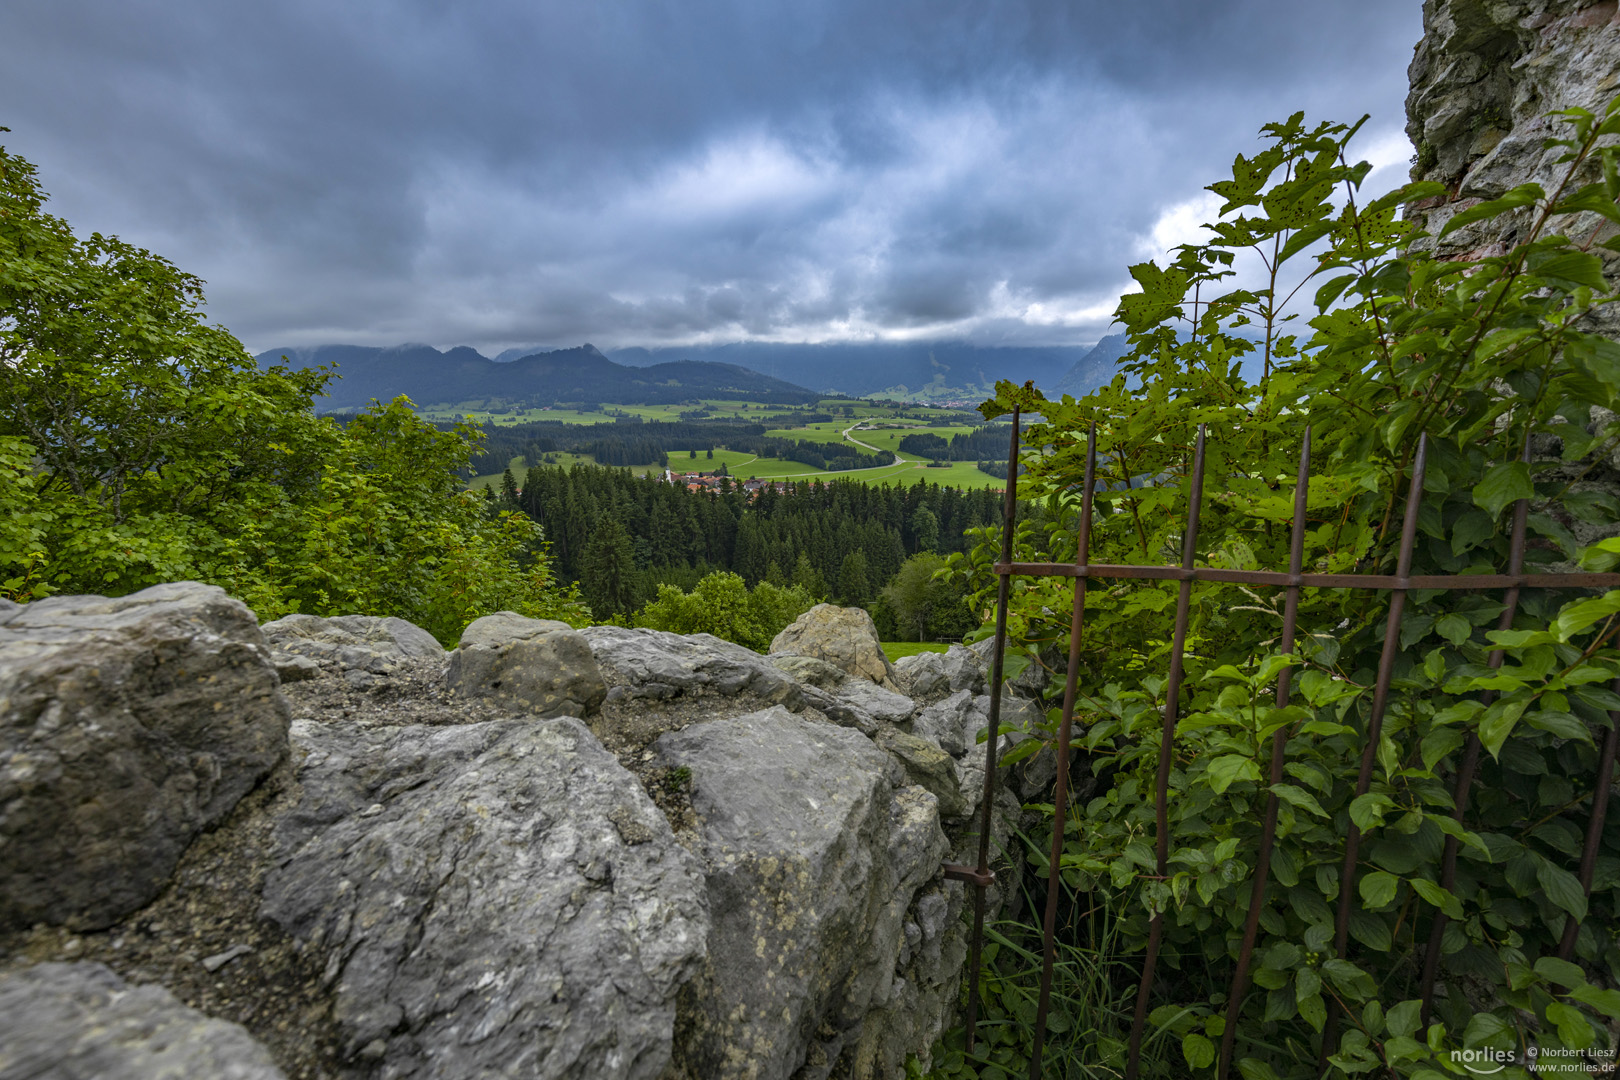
[835,550,871,607]
[0,135,584,641]
[909,506,940,552]
[939,105,1620,1078]
[881,552,973,642]
[500,466,519,505]
[792,551,827,600]
[579,515,637,619]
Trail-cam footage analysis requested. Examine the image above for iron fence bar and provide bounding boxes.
[1557,675,1620,960]
[1029,423,1099,1079]
[1321,436,1429,1072]
[1419,438,1531,1023]
[1217,430,1313,1080]
[1125,425,1208,1080]
[991,563,1620,592]
[953,406,1021,1055]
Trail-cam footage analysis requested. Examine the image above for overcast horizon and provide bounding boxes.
[4,1,1423,357]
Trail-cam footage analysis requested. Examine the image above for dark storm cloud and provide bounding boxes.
[1,0,1423,352]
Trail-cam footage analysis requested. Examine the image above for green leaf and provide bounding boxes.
[1422,727,1465,771]
[1525,710,1595,745]
[1445,508,1490,557]
[1386,999,1423,1039]
[1207,754,1262,794]
[1182,1032,1215,1069]
[1298,991,1326,1032]
[1262,941,1302,971]
[1537,857,1589,922]
[1570,983,1620,1019]
[1438,183,1543,239]
[1359,870,1399,908]
[1322,958,1377,1001]
[1534,956,1588,989]
[1555,589,1620,641]
[1270,783,1328,818]
[1472,461,1534,518]
[1409,878,1464,919]
[1480,697,1528,759]
[1578,536,1620,572]
[1546,1001,1595,1051]
[1430,814,1491,857]
[1530,250,1609,291]
[1435,613,1472,646]
[1296,968,1321,1001]
[1237,1060,1283,1080]
[1551,185,1620,228]
[1349,793,1395,831]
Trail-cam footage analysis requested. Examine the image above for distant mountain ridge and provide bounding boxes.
[1050,333,1131,398]
[254,343,821,410]
[603,341,1120,399]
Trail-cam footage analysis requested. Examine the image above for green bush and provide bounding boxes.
[635,570,814,651]
[938,105,1620,1078]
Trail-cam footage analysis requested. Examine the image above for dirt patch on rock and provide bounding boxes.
[0,755,350,1080]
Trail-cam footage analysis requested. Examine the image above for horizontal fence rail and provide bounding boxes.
[943,416,1620,1080]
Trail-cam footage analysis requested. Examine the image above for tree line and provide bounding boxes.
[512,463,1002,620]
[896,424,1012,461]
[467,417,888,475]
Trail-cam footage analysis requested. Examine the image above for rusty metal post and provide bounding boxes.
[1217,429,1312,1080]
[1028,423,1099,1078]
[1125,425,1208,1080]
[1419,437,1530,1023]
[1558,675,1620,960]
[946,407,1021,1053]
[1321,435,1428,1069]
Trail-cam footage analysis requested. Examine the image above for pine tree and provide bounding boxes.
[836,550,871,607]
[579,517,637,618]
[910,506,939,553]
[792,551,826,600]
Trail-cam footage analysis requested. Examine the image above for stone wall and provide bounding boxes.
[0,591,1033,1079]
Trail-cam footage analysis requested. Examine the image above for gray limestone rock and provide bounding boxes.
[655,707,952,1080]
[583,625,800,706]
[259,612,443,675]
[0,962,286,1079]
[835,677,917,727]
[260,716,708,1080]
[268,650,321,683]
[892,645,987,702]
[765,653,848,690]
[0,582,289,931]
[875,728,968,820]
[445,612,606,717]
[911,689,980,757]
[769,604,899,689]
[950,694,1055,814]
[1407,0,1620,335]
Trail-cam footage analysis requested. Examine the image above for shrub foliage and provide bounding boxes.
[939,105,1620,1078]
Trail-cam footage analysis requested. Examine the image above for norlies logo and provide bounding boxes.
[1451,1044,1617,1075]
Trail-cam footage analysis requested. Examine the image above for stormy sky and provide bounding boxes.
[3,1,1423,355]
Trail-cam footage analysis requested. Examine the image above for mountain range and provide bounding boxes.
[254,343,822,410]
[255,337,1135,410]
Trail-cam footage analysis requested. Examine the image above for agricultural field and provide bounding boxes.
[454,397,1004,490]
[417,398,876,426]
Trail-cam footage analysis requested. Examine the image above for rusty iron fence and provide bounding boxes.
[944,408,1620,1079]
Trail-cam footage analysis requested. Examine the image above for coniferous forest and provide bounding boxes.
[512,462,1002,628]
